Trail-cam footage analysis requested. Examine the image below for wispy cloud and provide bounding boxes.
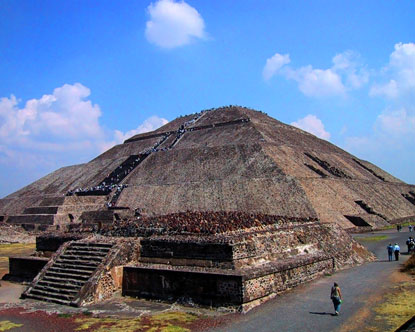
[263,51,368,98]
[369,42,415,99]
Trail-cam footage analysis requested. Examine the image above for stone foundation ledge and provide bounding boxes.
[2,256,49,282]
[122,253,334,311]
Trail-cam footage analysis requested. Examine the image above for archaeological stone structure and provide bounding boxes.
[1,106,414,310]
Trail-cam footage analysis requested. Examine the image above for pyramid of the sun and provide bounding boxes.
[1,106,414,230]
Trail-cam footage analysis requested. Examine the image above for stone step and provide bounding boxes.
[6,214,55,225]
[23,206,59,215]
[55,258,100,267]
[39,197,65,207]
[48,266,93,276]
[52,262,97,271]
[64,249,108,257]
[68,245,112,252]
[59,255,104,262]
[37,280,82,290]
[70,242,113,249]
[41,275,86,287]
[32,284,79,296]
[24,294,71,306]
[45,271,90,281]
[29,288,75,302]
[23,241,113,307]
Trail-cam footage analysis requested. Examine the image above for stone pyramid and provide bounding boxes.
[1,106,414,230]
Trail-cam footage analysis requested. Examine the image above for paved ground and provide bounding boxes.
[209,229,414,332]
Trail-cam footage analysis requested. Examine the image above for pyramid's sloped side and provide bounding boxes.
[1,134,167,214]
[167,122,263,150]
[301,179,415,224]
[122,144,283,185]
[243,109,347,154]
[344,181,415,220]
[118,178,316,218]
[117,143,317,218]
[189,106,245,127]
[354,159,404,183]
[96,136,161,161]
[260,142,415,226]
[262,144,403,183]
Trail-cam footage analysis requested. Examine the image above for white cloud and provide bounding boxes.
[332,51,369,89]
[114,116,169,144]
[370,42,415,99]
[0,83,104,145]
[262,53,290,80]
[263,50,368,98]
[291,114,331,140]
[145,0,206,48]
[287,66,345,98]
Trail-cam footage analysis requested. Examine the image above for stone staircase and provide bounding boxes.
[22,242,113,306]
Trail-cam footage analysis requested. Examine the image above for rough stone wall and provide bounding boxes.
[81,238,141,305]
[242,256,333,306]
[123,267,244,307]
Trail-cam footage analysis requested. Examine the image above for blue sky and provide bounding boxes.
[1,0,414,197]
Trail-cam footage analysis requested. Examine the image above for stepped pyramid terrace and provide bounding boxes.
[1,106,414,310]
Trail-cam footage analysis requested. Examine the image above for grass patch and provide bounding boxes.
[58,313,73,318]
[368,282,415,332]
[74,311,199,332]
[381,221,414,230]
[0,320,23,331]
[355,235,388,242]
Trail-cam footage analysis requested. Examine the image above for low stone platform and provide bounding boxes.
[118,216,373,311]
[3,256,49,282]
[123,253,333,310]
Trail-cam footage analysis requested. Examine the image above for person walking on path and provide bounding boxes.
[387,243,394,261]
[406,237,414,254]
[394,243,400,261]
[330,282,343,316]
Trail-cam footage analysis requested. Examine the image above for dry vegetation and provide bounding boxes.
[401,253,415,274]
[0,321,23,331]
[367,282,415,332]
[73,311,199,332]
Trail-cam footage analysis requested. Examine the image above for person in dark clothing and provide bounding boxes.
[394,243,400,261]
[387,243,394,261]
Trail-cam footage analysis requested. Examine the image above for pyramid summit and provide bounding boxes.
[1,105,414,230]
